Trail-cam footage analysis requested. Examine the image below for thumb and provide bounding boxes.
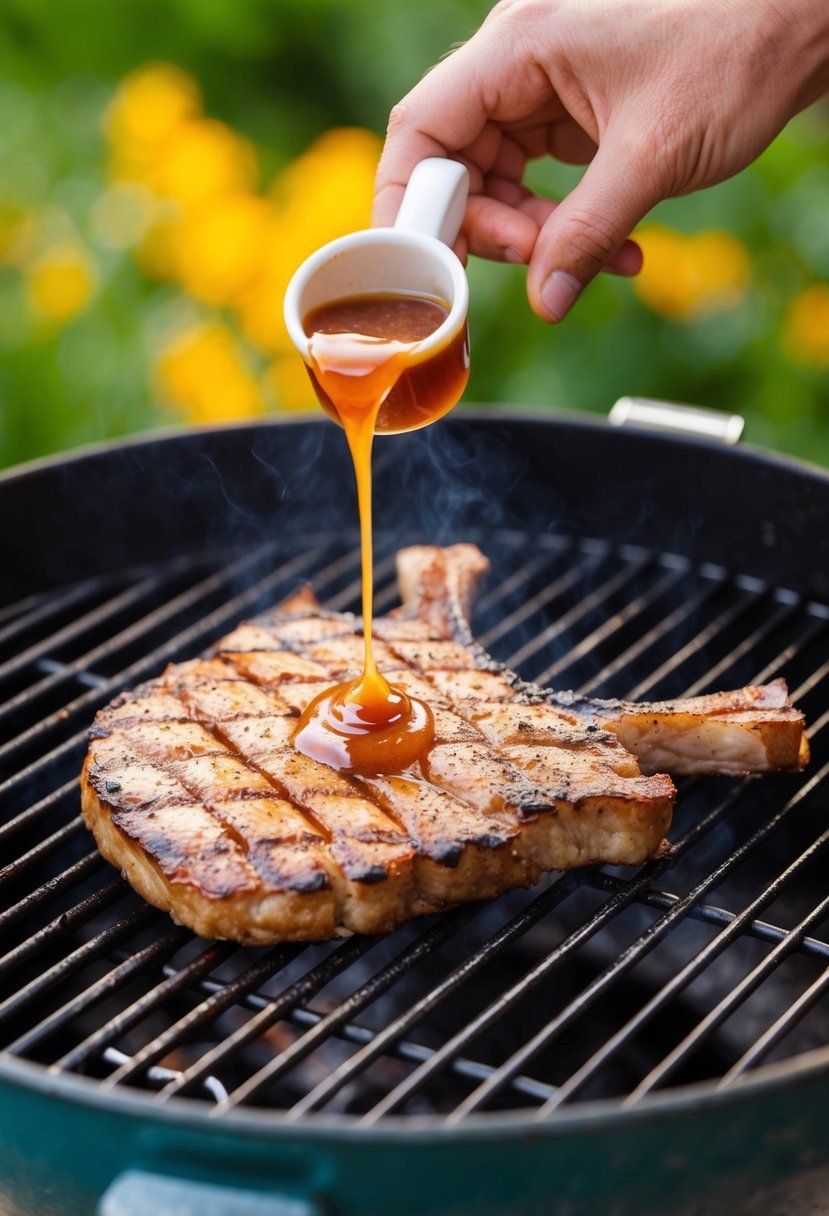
[527,133,664,322]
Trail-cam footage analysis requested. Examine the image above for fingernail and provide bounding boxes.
[540,271,582,321]
[503,246,524,264]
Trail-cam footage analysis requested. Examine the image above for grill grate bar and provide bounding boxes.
[157,935,372,1103]
[53,940,235,1074]
[0,875,125,981]
[798,703,829,745]
[0,543,335,803]
[0,779,77,849]
[171,989,558,1105]
[8,926,190,1058]
[749,615,829,691]
[574,580,721,696]
[0,904,157,1032]
[718,963,829,1085]
[536,562,690,686]
[209,904,481,1113]
[625,849,829,1104]
[624,589,769,701]
[530,760,829,1118]
[0,732,84,806]
[475,545,581,651]
[0,542,285,763]
[0,578,112,653]
[0,817,85,889]
[323,549,398,615]
[789,656,829,706]
[446,776,823,1119]
[356,861,686,1124]
[158,969,559,1103]
[290,1011,558,1105]
[0,587,53,630]
[0,849,105,937]
[0,564,195,713]
[680,598,801,696]
[102,1046,228,1103]
[290,877,581,1120]
[586,872,829,960]
[98,943,328,1090]
[34,659,108,688]
[475,549,563,618]
[494,552,649,671]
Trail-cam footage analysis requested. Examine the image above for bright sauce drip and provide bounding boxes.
[293,292,467,776]
[294,682,434,775]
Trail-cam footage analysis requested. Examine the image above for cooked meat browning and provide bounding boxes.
[551,683,809,776]
[81,544,807,944]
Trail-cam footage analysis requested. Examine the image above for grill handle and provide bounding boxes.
[98,1169,324,1216]
[609,396,745,444]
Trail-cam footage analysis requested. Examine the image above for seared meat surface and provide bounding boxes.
[81,545,806,943]
[552,683,808,776]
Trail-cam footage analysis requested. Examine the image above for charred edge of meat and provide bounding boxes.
[352,863,389,885]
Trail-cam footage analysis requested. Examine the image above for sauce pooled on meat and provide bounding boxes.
[294,291,468,774]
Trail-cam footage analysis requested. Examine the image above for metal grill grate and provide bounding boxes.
[1,524,828,1123]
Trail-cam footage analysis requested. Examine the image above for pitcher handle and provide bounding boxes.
[393,157,469,247]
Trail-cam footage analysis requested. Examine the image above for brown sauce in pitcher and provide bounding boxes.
[292,291,469,775]
[303,292,469,434]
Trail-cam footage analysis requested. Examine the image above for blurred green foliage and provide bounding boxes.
[0,0,828,471]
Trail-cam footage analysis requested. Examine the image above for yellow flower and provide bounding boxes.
[782,283,829,368]
[238,127,382,354]
[106,63,202,186]
[175,194,273,307]
[135,204,181,280]
[270,127,382,246]
[26,241,96,322]
[236,249,298,355]
[261,355,319,413]
[635,225,750,319]
[106,62,383,384]
[155,322,263,423]
[152,118,258,209]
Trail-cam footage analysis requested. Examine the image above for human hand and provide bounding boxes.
[374,0,829,322]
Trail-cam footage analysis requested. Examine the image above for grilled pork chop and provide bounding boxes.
[81,545,807,944]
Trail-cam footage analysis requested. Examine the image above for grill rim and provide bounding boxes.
[3,1036,829,1138]
[2,411,829,1137]
[3,408,829,603]
[5,406,829,489]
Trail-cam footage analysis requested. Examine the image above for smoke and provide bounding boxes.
[376,413,535,543]
[7,411,740,694]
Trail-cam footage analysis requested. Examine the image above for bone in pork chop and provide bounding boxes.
[81,545,807,944]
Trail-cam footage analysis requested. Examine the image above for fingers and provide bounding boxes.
[373,18,554,227]
[464,194,542,263]
[526,132,663,321]
[373,8,659,319]
[465,190,642,275]
[545,117,598,167]
[515,195,643,276]
[373,50,492,228]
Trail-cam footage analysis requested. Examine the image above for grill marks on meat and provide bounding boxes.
[81,544,805,944]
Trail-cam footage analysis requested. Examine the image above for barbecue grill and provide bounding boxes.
[1,410,828,1216]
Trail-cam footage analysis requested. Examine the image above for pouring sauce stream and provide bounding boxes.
[293,292,466,775]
